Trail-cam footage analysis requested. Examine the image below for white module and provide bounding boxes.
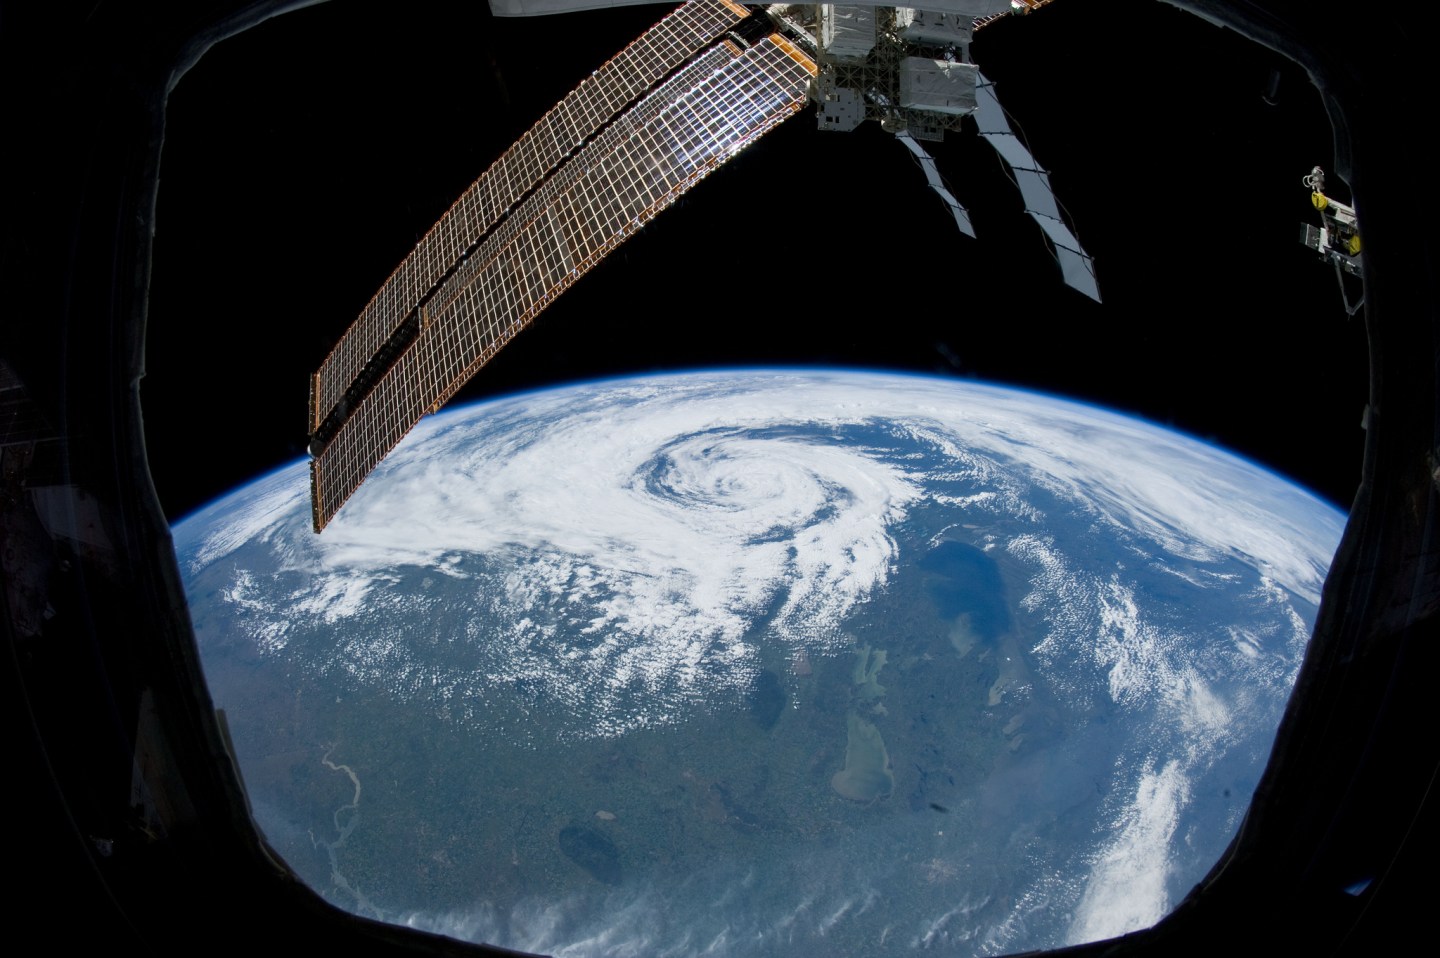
[900,58,979,115]
[896,8,975,47]
[821,5,877,60]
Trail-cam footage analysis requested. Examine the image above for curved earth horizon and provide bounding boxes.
[175,368,1344,957]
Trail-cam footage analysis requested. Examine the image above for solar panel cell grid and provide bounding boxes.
[309,0,746,432]
[309,24,817,529]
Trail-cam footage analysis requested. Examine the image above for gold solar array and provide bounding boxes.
[308,4,816,531]
[309,0,750,437]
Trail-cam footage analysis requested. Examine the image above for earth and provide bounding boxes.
[175,369,1344,957]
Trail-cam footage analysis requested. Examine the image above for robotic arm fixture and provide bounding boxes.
[1299,165,1364,316]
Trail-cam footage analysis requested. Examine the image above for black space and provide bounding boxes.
[143,0,1366,523]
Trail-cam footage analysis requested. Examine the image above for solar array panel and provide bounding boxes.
[309,15,816,531]
[309,0,751,435]
[895,129,975,237]
[974,73,1099,301]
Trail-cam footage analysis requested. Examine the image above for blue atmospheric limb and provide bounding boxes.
[179,369,1343,958]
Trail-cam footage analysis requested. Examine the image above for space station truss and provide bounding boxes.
[306,0,816,531]
[805,1,1058,141]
